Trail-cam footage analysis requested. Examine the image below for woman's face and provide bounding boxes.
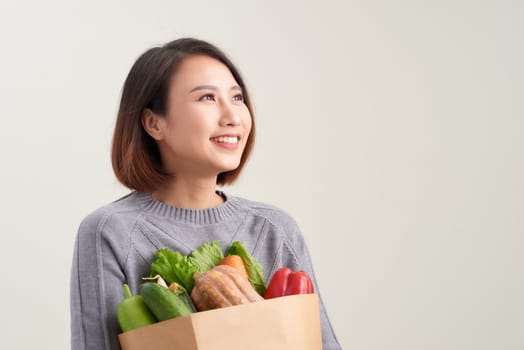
[153,54,252,179]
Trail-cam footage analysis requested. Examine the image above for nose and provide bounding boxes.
[219,101,241,127]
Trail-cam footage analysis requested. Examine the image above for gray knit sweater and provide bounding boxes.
[70,191,341,349]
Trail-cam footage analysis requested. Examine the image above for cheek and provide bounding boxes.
[242,109,253,131]
[166,108,203,135]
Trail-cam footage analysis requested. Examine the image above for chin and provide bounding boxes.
[216,161,241,173]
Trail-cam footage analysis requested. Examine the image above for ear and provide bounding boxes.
[141,108,165,141]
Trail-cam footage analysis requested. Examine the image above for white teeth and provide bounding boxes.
[211,136,238,144]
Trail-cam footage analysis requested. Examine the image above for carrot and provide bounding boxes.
[219,255,249,280]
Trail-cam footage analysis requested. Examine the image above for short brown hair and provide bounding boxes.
[111,38,256,192]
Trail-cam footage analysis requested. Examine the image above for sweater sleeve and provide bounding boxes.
[70,210,130,350]
[277,215,342,350]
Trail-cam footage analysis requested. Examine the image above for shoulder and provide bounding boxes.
[228,195,302,235]
[228,194,311,269]
[77,191,149,239]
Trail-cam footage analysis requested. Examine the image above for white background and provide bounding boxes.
[1,1,523,349]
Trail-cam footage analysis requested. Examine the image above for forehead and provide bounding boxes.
[171,54,237,90]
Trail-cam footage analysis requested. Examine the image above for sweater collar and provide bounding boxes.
[136,191,243,225]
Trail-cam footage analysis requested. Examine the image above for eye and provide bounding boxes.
[199,94,215,101]
[233,93,244,102]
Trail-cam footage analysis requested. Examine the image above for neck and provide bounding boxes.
[151,176,224,209]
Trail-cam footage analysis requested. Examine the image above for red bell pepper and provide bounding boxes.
[264,267,314,299]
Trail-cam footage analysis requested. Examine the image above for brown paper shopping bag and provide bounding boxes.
[118,293,322,350]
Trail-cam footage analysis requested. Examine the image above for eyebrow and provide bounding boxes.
[189,85,242,93]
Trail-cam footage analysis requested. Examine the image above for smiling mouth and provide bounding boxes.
[210,136,239,144]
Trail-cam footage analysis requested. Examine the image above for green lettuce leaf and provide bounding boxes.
[226,241,266,296]
[150,249,174,283]
[149,241,224,293]
[150,248,198,292]
[188,240,224,272]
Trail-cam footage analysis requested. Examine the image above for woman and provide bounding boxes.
[70,38,341,350]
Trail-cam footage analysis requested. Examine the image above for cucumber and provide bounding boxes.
[140,282,193,321]
[169,281,197,313]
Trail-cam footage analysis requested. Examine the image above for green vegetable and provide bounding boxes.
[140,282,193,321]
[226,241,267,296]
[188,240,224,272]
[169,281,197,312]
[117,284,156,332]
[149,241,224,293]
[150,249,198,292]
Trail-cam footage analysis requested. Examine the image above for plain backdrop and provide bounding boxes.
[1,1,523,349]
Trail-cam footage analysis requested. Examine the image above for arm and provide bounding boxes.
[278,218,342,350]
[70,211,129,350]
